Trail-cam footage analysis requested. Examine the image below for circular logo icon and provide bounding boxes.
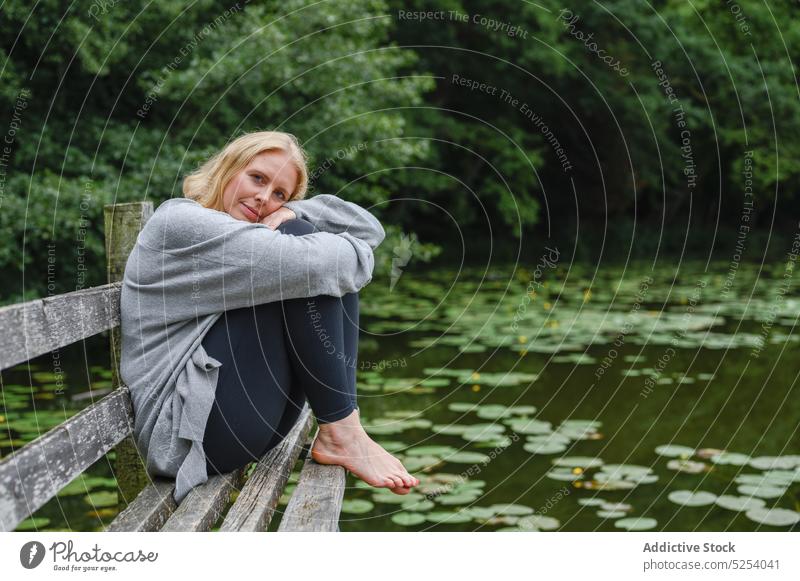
[20,541,46,569]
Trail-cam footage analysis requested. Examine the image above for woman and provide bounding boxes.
[120,130,418,504]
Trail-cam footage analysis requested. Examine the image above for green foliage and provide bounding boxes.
[2,0,800,303]
[0,0,435,303]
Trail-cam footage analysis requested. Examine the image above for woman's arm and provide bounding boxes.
[125,199,378,323]
[283,194,385,250]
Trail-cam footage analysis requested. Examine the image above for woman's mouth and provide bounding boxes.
[240,202,259,221]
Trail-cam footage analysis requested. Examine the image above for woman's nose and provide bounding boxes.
[253,188,271,204]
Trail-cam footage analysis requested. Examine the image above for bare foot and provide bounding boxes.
[311,409,419,494]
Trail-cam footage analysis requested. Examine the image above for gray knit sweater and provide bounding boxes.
[120,194,385,503]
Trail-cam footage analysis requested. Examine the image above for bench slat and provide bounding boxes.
[160,469,246,532]
[220,405,313,532]
[105,479,177,532]
[0,387,133,531]
[278,428,346,532]
[0,283,121,372]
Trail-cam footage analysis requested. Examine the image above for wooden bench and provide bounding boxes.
[0,202,345,532]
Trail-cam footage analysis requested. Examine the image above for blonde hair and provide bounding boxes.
[182,131,310,210]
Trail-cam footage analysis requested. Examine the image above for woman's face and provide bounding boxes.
[222,149,299,223]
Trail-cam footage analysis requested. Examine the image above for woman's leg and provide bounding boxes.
[201,218,359,472]
[203,218,418,490]
[201,300,295,474]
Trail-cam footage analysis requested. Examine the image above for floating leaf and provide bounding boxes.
[437,491,481,506]
[445,451,490,464]
[507,418,552,435]
[655,444,696,457]
[578,498,606,507]
[546,468,583,482]
[715,495,767,512]
[341,499,375,514]
[667,490,717,507]
[402,498,434,512]
[749,456,800,471]
[744,508,800,527]
[518,515,559,531]
[488,503,534,516]
[426,511,472,524]
[597,510,627,519]
[666,459,707,474]
[83,491,118,508]
[552,456,604,470]
[600,502,632,512]
[448,402,478,413]
[15,517,51,531]
[709,452,750,466]
[476,404,511,420]
[407,445,458,457]
[523,441,567,455]
[615,517,658,531]
[736,484,787,499]
[391,512,427,526]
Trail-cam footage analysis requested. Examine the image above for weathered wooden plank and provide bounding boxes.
[0,387,133,531]
[220,405,313,532]
[104,202,153,507]
[105,479,177,532]
[278,428,346,532]
[160,468,246,532]
[0,283,121,372]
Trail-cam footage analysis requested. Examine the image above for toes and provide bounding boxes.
[399,473,416,487]
[388,475,404,488]
[390,486,411,495]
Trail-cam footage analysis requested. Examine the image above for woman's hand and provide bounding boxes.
[259,206,297,230]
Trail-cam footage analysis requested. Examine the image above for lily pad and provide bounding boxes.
[341,499,375,514]
[402,498,435,511]
[615,517,658,531]
[518,514,560,531]
[577,498,607,507]
[476,405,511,420]
[445,451,491,464]
[391,512,427,526]
[546,468,584,482]
[448,402,478,413]
[744,507,800,527]
[552,456,604,469]
[710,452,751,466]
[507,418,553,435]
[523,441,567,455]
[597,510,627,519]
[426,511,473,524]
[666,459,707,474]
[15,517,51,531]
[736,484,787,499]
[488,503,534,516]
[715,495,767,512]
[749,456,800,471]
[655,444,696,457]
[667,490,717,507]
[407,445,458,457]
[83,490,118,508]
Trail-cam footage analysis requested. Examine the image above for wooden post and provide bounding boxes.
[104,201,153,508]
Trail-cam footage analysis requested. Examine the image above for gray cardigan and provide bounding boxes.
[120,194,385,503]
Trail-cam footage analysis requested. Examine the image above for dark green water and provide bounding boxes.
[3,260,799,531]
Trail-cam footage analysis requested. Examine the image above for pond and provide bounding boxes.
[3,260,799,531]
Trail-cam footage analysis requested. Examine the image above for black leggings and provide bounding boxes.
[201,218,360,475]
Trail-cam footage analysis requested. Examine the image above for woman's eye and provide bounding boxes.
[251,174,263,183]
[275,191,286,200]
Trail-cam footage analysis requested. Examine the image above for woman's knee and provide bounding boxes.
[277,218,317,236]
